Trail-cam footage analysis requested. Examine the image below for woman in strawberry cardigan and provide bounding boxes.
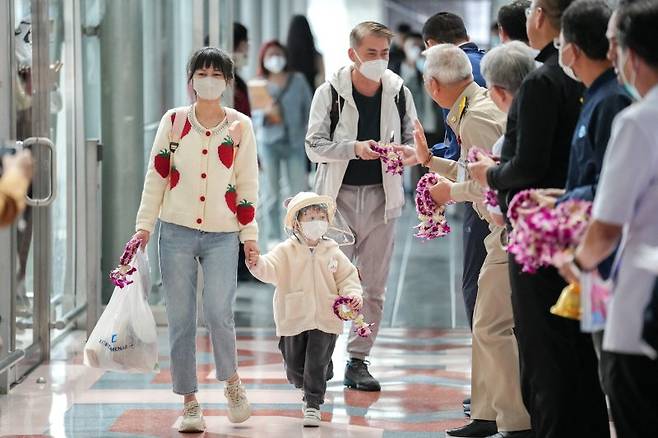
[133,47,259,433]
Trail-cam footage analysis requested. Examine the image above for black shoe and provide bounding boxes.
[463,397,471,417]
[343,358,381,391]
[486,431,533,438]
[446,420,497,437]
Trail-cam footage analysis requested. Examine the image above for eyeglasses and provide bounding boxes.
[525,5,541,17]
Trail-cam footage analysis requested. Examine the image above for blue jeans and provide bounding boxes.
[260,142,308,240]
[158,221,239,395]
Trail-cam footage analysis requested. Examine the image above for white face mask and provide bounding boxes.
[558,44,580,82]
[193,77,226,100]
[300,220,328,242]
[354,52,388,82]
[404,45,422,62]
[264,55,286,74]
[233,52,248,69]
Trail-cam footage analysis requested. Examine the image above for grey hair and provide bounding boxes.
[480,41,537,94]
[423,44,473,85]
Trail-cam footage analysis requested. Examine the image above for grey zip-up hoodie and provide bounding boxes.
[305,65,417,221]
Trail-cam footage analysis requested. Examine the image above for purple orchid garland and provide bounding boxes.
[109,237,142,288]
[506,190,592,273]
[467,147,500,213]
[370,143,404,176]
[333,295,373,338]
[414,172,451,240]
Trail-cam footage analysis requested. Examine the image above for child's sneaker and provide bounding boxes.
[224,380,251,423]
[302,404,321,427]
[178,400,206,433]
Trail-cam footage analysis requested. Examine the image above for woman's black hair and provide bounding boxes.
[617,0,658,68]
[285,15,319,90]
[187,47,235,83]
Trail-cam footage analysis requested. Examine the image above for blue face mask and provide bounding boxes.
[619,49,641,101]
[623,83,641,101]
[416,57,426,73]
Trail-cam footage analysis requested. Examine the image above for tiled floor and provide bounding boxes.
[0,205,473,437]
[0,328,472,437]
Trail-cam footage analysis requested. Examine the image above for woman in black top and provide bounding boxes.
[470,1,609,437]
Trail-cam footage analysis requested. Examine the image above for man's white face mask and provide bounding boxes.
[354,51,388,82]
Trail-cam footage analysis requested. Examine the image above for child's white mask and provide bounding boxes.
[301,220,328,242]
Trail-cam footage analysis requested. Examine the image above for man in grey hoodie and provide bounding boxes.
[306,21,417,391]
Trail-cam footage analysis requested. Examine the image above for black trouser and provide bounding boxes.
[509,256,609,438]
[602,350,658,438]
[278,329,337,409]
[462,205,489,329]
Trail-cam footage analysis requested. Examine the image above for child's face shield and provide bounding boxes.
[286,203,355,246]
[324,206,355,246]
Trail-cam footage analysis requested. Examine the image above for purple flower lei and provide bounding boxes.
[467,147,499,209]
[506,190,592,273]
[333,295,374,338]
[371,143,404,176]
[109,237,142,288]
[414,172,451,240]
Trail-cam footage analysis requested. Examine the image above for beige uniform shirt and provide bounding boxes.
[428,82,507,223]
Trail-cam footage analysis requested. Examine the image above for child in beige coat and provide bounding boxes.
[248,192,363,427]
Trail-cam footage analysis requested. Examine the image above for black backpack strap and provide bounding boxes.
[329,84,345,141]
[395,85,407,131]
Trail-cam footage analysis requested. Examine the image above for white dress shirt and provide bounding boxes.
[593,84,658,356]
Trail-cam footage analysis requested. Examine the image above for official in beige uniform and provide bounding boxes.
[0,150,32,227]
[397,43,530,437]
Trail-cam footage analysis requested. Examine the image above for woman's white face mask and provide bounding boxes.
[264,55,286,74]
[300,220,329,242]
[193,77,226,100]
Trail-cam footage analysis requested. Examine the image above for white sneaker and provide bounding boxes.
[302,406,321,427]
[224,380,251,423]
[178,401,206,433]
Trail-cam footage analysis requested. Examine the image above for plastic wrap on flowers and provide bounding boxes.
[333,295,373,337]
[506,189,592,273]
[371,143,404,176]
[109,237,142,288]
[414,172,451,240]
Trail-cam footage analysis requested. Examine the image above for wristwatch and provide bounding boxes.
[422,154,432,168]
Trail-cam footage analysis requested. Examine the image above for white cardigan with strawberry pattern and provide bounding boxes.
[136,105,258,242]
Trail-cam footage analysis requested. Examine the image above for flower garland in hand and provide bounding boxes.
[109,237,141,288]
[414,172,451,240]
[371,143,404,176]
[333,295,373,337]
[467,147,500,214]
[506,189,592,273]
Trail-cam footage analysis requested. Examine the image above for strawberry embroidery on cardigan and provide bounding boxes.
[225,184,237,213]
[170,113,192,139]
[236,199,255,225]
[218,136,235,168]
[170,166,180,189]
[217,120,243,169]
[154,150,170,178]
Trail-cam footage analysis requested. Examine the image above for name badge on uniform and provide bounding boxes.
[578,125,587,139]
[457,160,467,182]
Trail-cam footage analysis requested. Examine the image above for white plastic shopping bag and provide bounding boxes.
[84,249,159,373]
